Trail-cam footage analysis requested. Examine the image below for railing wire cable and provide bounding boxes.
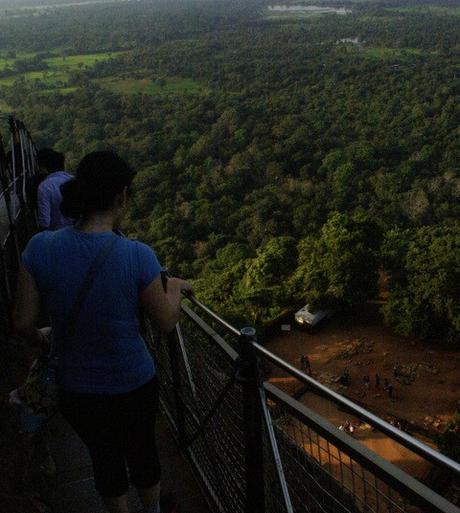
[10,130,17,221]
[175,323,198,401]
[183,358,241,448]
[259,383,295,513]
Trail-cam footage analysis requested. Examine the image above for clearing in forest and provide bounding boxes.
[97,76,205,96]
[357,47,429,60]
[0,70,68,87]
[266,5,351,19]
[265,303,460,479]
[0,99,11,112]
[0,52,38,70]
[386,5,460,16]
[43,52,126,70]
[0,51,126,88]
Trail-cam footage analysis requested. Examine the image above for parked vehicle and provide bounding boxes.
[294,305,330,328]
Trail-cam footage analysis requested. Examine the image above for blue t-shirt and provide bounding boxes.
[22,227,161,394]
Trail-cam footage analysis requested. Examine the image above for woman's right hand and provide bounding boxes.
[140,275,193,334]
[166,277,194,296]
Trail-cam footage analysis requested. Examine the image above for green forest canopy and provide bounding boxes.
[1,0,459,338]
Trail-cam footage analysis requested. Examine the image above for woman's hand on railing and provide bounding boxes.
[140,275,193,335]
[175,278,194,297]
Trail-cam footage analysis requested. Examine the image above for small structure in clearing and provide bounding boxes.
[294,304,330,328]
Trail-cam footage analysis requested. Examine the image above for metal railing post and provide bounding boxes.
[240,326,265,513]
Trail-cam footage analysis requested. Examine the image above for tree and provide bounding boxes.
[294,212,381,311]
[382,224,460,344]
[237,236,298,323]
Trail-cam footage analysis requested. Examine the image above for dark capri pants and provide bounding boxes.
[60,375,161,497]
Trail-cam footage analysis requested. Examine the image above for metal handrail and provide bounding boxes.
[253,341,460,477]
[181,302,239,361]
[182,291,242,338]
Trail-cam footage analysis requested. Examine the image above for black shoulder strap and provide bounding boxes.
[64,234,119,342]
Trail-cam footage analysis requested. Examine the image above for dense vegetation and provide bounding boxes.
[1,0,459,337]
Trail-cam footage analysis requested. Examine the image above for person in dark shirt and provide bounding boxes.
[300,354,312,375]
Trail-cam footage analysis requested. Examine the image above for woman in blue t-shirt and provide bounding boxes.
[13,151,192,513]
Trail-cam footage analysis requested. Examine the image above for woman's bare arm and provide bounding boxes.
[139,274,192,334]
[12,265,43,342]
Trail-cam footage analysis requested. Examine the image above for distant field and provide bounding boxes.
[266,5,351,20]
[0,50,204,98]
[0,0,130,18]
[0,59,10,72]
[267,12,348,20]
[335,44,430,60]
[0,51,126,87]
[0,70,68,86]
[358,15,401,22]
[44,52,125,69]
[0,52,43,71]
[41,86,77,95]
[267,12,331,19]
[357,47,428,59]
[97,77,205,96]
[386,6,460,16]
[0,99,11,113]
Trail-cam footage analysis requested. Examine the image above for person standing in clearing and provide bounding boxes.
[300,354,312,375]
[363,375,370,390]
[387,382,394,399]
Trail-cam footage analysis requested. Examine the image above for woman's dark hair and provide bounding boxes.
[61,151,135,219]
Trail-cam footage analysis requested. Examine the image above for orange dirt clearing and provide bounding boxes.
[264,303,460,480]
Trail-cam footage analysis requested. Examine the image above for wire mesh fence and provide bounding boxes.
[0,118,38,337]
[149,310,247,513]
[265,391,406,513]
[144,320,177,429]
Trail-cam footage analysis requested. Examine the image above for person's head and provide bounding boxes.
[60,151,135,226]
[37,148,65,174]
